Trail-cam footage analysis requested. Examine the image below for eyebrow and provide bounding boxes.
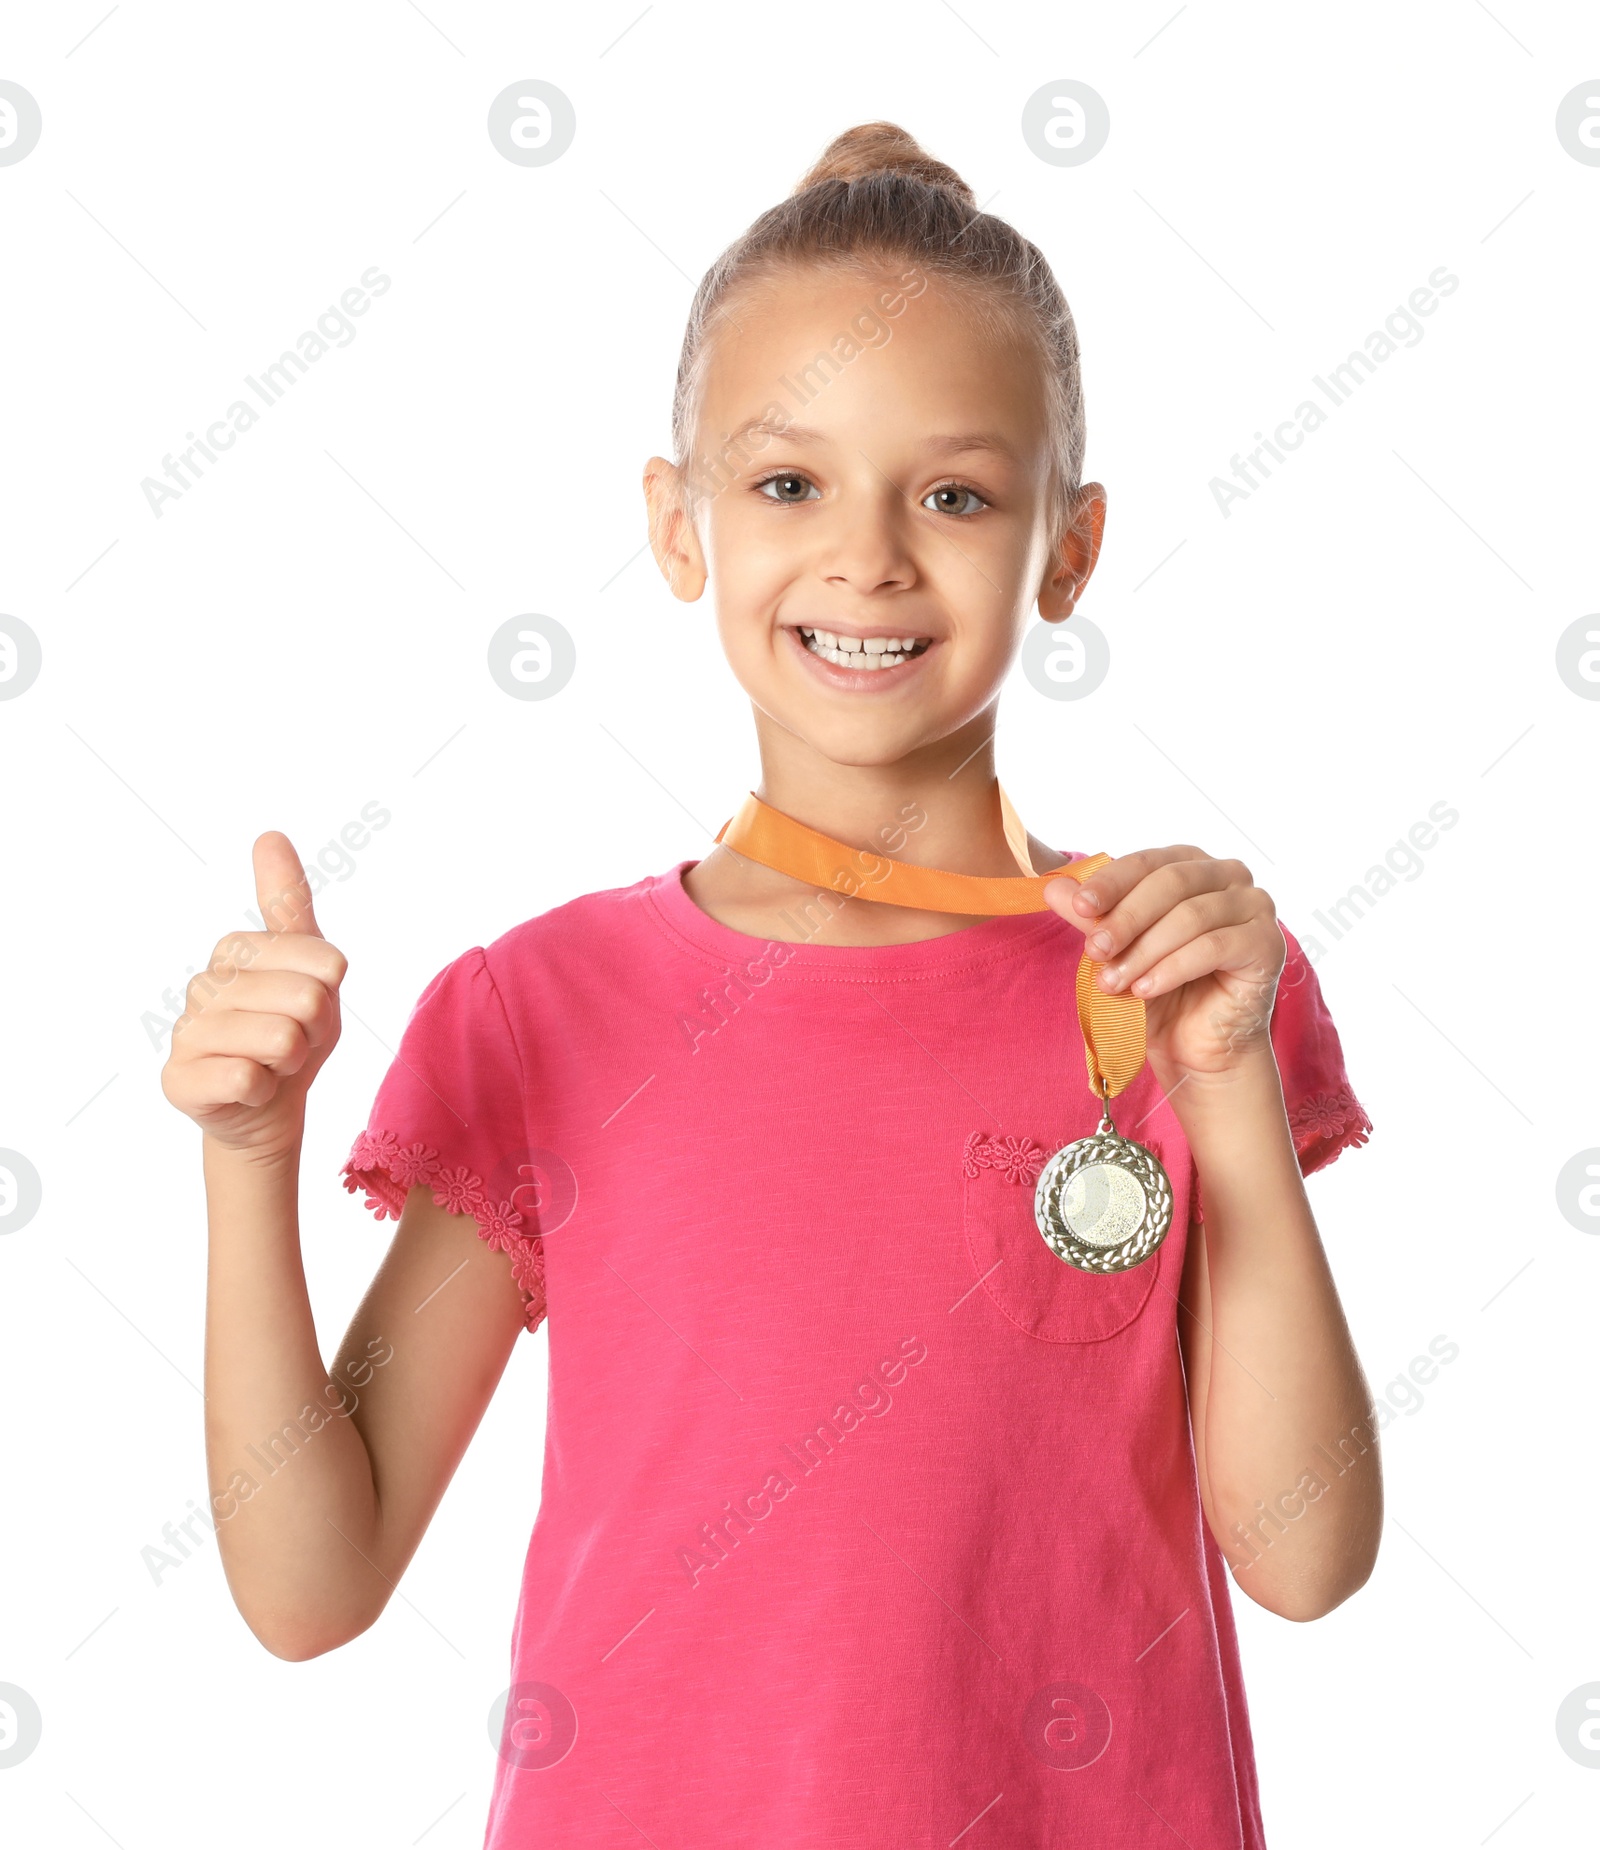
[724,418,1021,463]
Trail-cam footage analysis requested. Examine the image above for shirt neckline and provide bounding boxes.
[644,855,1086,978]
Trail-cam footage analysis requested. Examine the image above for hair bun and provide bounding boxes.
[794,121,976,208]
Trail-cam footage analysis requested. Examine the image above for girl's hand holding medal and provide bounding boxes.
[1029,845,1287,1275]
[1044,846,1288,1089]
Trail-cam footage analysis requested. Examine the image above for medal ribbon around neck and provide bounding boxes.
[713,785,1147,1100]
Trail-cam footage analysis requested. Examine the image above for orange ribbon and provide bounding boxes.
[713,786,1146,1099]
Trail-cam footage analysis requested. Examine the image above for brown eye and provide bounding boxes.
[923,484,986,516]
[757,473,820,504]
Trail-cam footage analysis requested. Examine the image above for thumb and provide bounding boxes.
[252,830,324,938]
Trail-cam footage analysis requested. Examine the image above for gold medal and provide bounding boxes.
[713,782,1174,1273]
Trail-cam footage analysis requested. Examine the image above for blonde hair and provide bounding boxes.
[671,121,1088,543]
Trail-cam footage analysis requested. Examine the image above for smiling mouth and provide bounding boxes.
[793,626,934,670]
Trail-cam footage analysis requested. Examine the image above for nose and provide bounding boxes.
[818,487,918,597]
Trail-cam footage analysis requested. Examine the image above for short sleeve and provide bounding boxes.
[1191,922,1372,1225]
[338,945,546,1333]
[1271,923,1372,1176]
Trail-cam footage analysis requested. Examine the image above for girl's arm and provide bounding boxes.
[200,1146,524,1658]
[1170,1051,1381,1620]
[167,833,525,1660]
[1045,847,1382,1622]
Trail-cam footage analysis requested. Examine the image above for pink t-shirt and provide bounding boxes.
[341,854,1371,1849]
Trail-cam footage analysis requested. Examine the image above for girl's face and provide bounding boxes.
[645,263,1104,772]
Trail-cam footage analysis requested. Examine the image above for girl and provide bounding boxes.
[165,122,1378,1849]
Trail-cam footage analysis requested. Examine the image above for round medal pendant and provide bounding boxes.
[1033,1100,1174,1275]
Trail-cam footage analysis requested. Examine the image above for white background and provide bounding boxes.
[2,3,1597,1845]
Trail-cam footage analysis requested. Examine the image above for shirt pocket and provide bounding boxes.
[961,1139,1163,1343]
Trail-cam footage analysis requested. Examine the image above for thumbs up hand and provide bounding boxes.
[161,832,349,1161]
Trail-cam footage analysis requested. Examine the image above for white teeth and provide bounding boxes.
[795,629,928,673]
[796,626,930,670]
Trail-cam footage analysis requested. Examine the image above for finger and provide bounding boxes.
[1094,890,1261,991]
[181,966,339,1049]
[199,929,344,984]
[253,831,323,939]
[1042,845,1208,924]
[195,930,273,991]
[232,933,347,987]
[1112,921,1280,1003]
[162,1052,281,1116]
[1050,852,1246,956]
[172,1006,313,1076]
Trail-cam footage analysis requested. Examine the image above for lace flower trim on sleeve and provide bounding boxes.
[1288,1080,1373,1177]
[1192,1081,1372,1227]
[340,1129,547,1333]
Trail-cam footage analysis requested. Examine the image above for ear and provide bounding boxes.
[643,456,708,602]
[1036,482,1107,623]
